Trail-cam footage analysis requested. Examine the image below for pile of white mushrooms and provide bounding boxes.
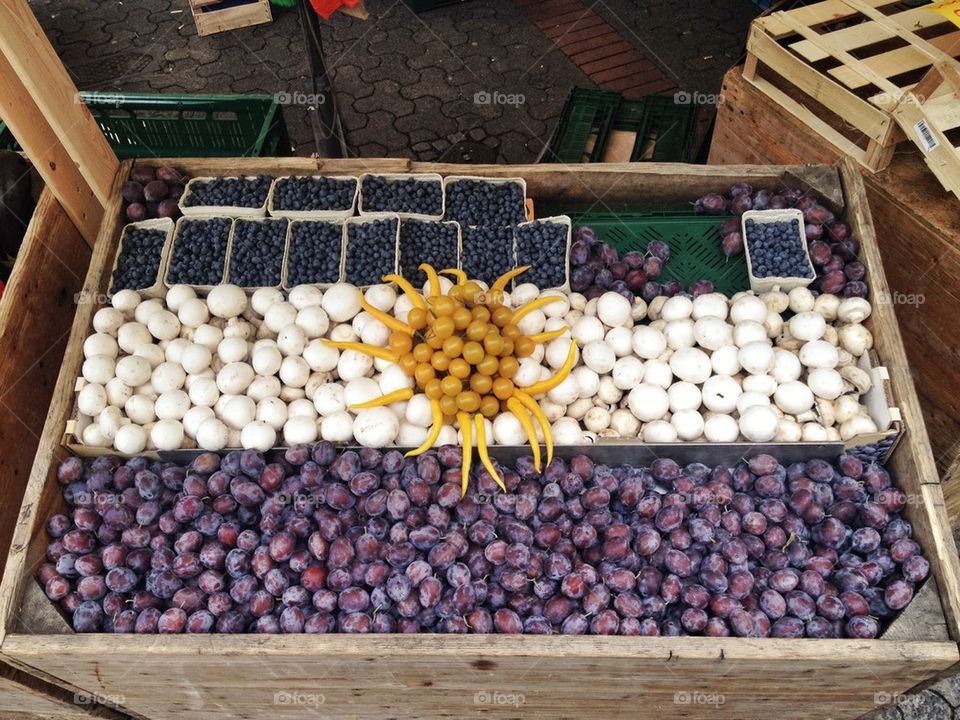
[76,279,880,453]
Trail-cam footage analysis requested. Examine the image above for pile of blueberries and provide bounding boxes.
[361,175,443,217]
[110,227,168,293]
[286,221,344,286]
[399,220,459,288]
[345,218,399,286]
[273,176,356,214]
[228,219,288,288]
[443,179,526,227]
[166,218,231,286]
[184,176,273,210]
[515,221,568,290]
[461,227,514,286]
[744,219,814,280]
[43,447,927,636]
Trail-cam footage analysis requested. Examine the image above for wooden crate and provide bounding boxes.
[744,0,960,173]
[709,64,960,519]
[189,0,272,37]
[1,158,959,720]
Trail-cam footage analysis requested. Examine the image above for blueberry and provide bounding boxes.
[399,220,459,288]
[111,227,167,292]
[274,176,356,213]
[286,221,343,286]
[166,218,231,286]
[227,219,288,288]
[515,221,568,289]
[361,175,442,216]
[461,226,514,286]
[443,179,525,227]
[345,218,399,286]
[184,175,272,209]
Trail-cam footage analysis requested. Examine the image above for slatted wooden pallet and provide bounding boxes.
[188,0,272,37]
[744,0,960,174]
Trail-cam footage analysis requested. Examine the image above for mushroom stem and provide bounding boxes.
[348,387,413,410]
[405,399,443,457]
[457,411,473,495]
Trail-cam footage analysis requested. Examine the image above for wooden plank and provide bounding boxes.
[844,0,960,67]
[0,659,131,719]
[1,634,956,720]
[760,0,903,38]
[191,0,272,37]
[883,577,950,643]
[0,1,118,210]
[0,189,89,585]
[892,91,960,198]
[0,51,102,246]
[828,32,960,92]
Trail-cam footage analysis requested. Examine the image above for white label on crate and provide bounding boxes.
[913,119,940,153]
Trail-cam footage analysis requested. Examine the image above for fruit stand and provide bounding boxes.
[0,156,958,720]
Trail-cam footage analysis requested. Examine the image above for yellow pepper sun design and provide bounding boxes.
[324,264,577,494]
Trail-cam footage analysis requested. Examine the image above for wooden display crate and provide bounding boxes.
[0,158,959,720]
[744,0,960,174]
[189,0,272,37]
[709,64,960,519]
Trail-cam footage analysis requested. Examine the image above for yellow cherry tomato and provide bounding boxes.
[457,391,481,412]
[502,338,514,356]
[466,320,488,342]
[424,378,443,400]
[463,282,483,304]
[442,336,463,358]
[389,332,413,355]
[483,333,504,356]
[414,363,435,386]
[502,323,521,340]
[447,285,464,303]
[493,377,515,400]
[441,376,463,397]
[472,305,491,323]
[427,334,444,350]
[413,343,433,363]
[477,355,499,376]
[470,374,493,395]
[498,356,519,379]
[431,352,451,372]
[491,305,513,328]
[480,395,500,418]
[449,358,471,379]
[515,336,535,357]
[432,296,456,317]
[439,395,458,417]
[407,308,428,330]
[462,341,484,365]
[452,307,473,330]
[398,353,417,375]
[433,316,455,339]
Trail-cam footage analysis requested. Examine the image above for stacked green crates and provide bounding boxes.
[540,89,622,163]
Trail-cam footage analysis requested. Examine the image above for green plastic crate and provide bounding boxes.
[0,94,290,158]
[542,88,622,163]
[612,96,698,163]
[564,211,749,296]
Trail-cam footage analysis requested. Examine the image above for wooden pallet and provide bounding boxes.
[1,158,960,720]
[189,0,272,37]
[891,61,960,198]
[745,0,960,173]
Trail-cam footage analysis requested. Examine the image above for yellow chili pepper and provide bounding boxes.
[457,411,473,495]
[513,390,553,468]
[322,340,399,364]
[405,398,443,457]
[440,268,467,286]
[506,397,541,473]
[491,265,531,294]
[523,340,577,395]
[510,295,564,325]
[527,327,569,345]
[419,263,440,298]
[348,387,413,410]
[383,274,428,309]
[360,296,414,335]
[475,414,506,492]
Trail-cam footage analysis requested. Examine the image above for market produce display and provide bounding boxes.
[361,175,443,217]
[40,447,927,636]
[285,221,343,286]
[184,176,272,211]
[165,218,231,286]
[123,166,188,223]
[570,228,677,302]
[744,217,814,281]
[227,219,288,288]
[443,178,526,227]
[110,226,168,293]
[272,176,356,213]
[699,184,867,298]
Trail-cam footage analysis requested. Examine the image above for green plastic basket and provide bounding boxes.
[0,94,290,158]
[564,211,749,296]
[542,88,622,164]
[612,96,698,163]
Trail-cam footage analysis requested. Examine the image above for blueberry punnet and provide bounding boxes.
[273,176,356,213]
[166,218,231,286]
[461,226,514,286]
[345,218,399,286]
[515,220,568,289]
[184,175,272,209]
[228,219,288,288]
[110,227,167,292]
[444,179,525,227]
[399,220,459,287]
[361,175,442,216]
[286,221,344,286]
[745,219,813,280]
